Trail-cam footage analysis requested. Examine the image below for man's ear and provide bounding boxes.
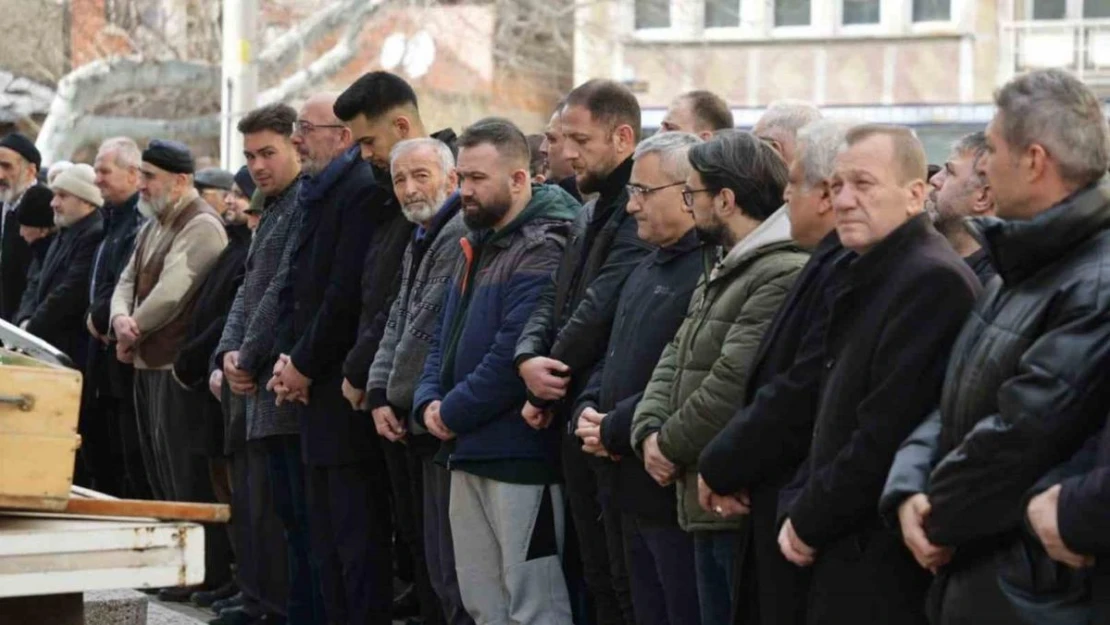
[717,187,737,218]
[395,115,412,139]
[613,124,637,155]
[817,179,835,215]
[446,168,459,191]
[907,179,928,214]
[1024,143,1050,184]
[972,183,996,216]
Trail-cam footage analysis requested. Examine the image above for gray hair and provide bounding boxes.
[389,138,455,177]
[96,137,142,170]
[994,68,1110,186]
[951,131,989,186]
[753,100,824,138]
[796,119,856,189]
[633,131,701,181]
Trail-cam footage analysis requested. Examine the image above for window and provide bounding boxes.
[843,0,880,24]
[1086,0,1110,18]
[1032,0,1067,19]
[775,0,811,26]
[635,0,671,29]
[705,0,741,27]
[912,0,951,21]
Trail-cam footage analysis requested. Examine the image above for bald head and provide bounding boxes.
[293,92,353,175]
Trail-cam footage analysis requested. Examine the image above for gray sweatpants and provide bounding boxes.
[450,472,573,625]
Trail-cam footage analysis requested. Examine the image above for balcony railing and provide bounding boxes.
[1001,19,1110,84]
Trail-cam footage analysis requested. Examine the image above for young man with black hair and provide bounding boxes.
[413,117,579,625]
[334,70,460,624]
[514,79,653,625]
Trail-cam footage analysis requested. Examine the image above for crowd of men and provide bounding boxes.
[1,65,1109,625]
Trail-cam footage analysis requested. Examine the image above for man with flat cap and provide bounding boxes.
[110,139,231,598]
[194,167,235,223]
[0,133,44,321]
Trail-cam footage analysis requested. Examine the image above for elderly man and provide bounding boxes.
[696,119,855,625]
[772,125,979,625]
[109,139,230,598]
[194,167,235,221]
[659,91,734,139]
[365,137,470,625]
[630,131,807,625]
[751,101,823,167]
[15,163,104,362]
[515,79,647,625]
[878,69,1110,624]
[413,117,578,625]
[214,102,307,625]
[0,133,42,320]
[573,131,704,625]
[927,131,997,285]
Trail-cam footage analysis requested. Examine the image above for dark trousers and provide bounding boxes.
[562,431,633,625]
[306,461,393,625]
[382,439,443,625]
[694,531,740,625]
[422,455,475,625]
[622,514,701,625]
[231,439,290,617]
[133,369,232,588]
[265,434,324,625]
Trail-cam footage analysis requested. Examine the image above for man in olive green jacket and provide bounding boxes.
[631,131,806,625]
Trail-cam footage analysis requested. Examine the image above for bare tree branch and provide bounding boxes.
[257,0,382,77]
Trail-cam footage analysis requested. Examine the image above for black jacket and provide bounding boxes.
[274,147,383,465]
[963,247,996,286]
[875,182,1110,624]
[1058,421,1110,624]
[172,223,250,455]
[780,214,980,625]
[574,228,702,523]
[697,230,848,625]
[1,203,33,321]
[514,157,653,414]
[15,233,54,324]
[18,211,104,362]
[341,165,415,390]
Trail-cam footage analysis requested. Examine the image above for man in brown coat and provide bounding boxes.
[109,139,230,598]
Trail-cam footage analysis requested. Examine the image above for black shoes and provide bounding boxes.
[192,581,239,608]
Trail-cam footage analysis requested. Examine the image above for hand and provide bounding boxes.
[522,401,554,430]
[372,405,407,442]
[115,342,135,364]
[642,432,677,487]
[222,351,256,395]
[698,475,750,518]
[575,407,608,457]
[518,356,571,401]
[779,519,817,567]
[424,401,455,441]
[112,315,140,346]
[898,493,954,572]
[342,378,366,411]
[269,355,310,406]
[1028,484,1095,569]
[208,370,224,402]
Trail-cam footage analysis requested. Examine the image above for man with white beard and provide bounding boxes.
[109,139,230,595]
[364,138,472,625]
[0,133,43,321]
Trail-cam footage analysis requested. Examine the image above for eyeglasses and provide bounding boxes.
[626,181,684,199]
[295,120,346,134]
[682,188,715,207]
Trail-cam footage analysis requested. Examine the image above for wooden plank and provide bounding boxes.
[62,498,230,523]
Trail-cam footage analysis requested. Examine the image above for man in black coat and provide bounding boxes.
[572,132,704,625]
[0,133,42,321]
[775,125,980,625]
[261,92,394,625]
[926,131,997,285]
[334,71,459,624]
[83,137,147,498]
[513,79,654,625]
[697,118,851,625]
[880,69,1110,625]
[15,163,104,363]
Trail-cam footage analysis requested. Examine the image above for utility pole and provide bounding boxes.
[220,0,259,171]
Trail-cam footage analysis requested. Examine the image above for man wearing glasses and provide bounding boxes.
[631,130,808,625]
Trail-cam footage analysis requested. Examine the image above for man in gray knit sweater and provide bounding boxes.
[365,137,469,625]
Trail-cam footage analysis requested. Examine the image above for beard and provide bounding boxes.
[695,215,732,247]
[0,172,30,205]
[401,187,451,225]
[462,195,511,231]
[575,151,620,195]
[54,212,73,228]
[138,193,171,219]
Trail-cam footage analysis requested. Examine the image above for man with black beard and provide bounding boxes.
[515,79,650,625]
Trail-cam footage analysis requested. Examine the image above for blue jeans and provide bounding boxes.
[694,531,740,625]
[266,435,325,625]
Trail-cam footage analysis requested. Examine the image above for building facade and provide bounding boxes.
[575,0,1110,158]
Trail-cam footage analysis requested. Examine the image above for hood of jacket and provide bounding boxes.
[711,205,794,281]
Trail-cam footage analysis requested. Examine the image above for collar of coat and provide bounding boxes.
[655,227,703,264]
[301,145,361,205]
[841,212,936,287]
[973,180,1110,285]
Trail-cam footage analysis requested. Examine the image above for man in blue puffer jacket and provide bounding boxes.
[413,118,578,625]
